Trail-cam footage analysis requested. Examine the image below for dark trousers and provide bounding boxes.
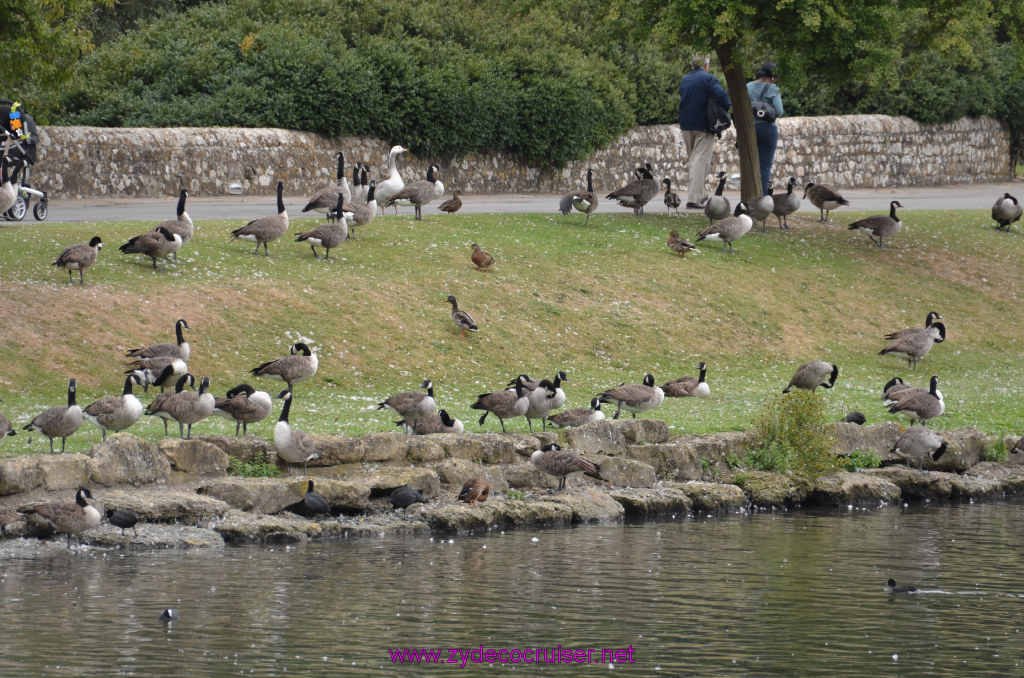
[754,122,778,195]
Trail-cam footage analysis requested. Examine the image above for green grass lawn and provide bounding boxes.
[0,203,1021,456]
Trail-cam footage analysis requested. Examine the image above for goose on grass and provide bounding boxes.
[848,200,904,248]
[52,236,102,284]
[126,318,191,361]
[83,374,144,441]
[783,361,839,393]
[250,342,318,391]
[24,378,82,453]
[559,169,599,223]
[230,181,288,256]
[803,182,849,222]
[383,164,444,220]
[596,374,665,420]
[695,202,752,254]
[273,390,319,475]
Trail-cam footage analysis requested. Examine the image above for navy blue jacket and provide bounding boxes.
[678,68,731,132]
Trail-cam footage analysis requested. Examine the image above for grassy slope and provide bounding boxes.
[0,203,1021,456]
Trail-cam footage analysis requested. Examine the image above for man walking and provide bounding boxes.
[678,55,731,209]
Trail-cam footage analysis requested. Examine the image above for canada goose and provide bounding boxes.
[1011,436,1023,455]
[0,506,24,534]
[471,375,530,432]
[992,193,1022,231]
[523,378,558,431]
[273,390,319,474]
[884,311,943,341]
[885,579,917,594]
[153,189,193,259]
[52,236,102,284]
[377,379,437,422]
[301,152,351,218]
[126,318,191,361]
[886,375,944,426]
[127,358,187,393]
[530,442,601,490]
[295,193,348,260]
[772,176,800,229]
[159,608,179,624]
[357,163,371,203]
[119,226,182,269]
[783,361,839,393]
[303,479,331,519]
[849,200,904,248]
[663,177,681,214]
[596,373,665,419]
[145,373,195,436]
[890,427,947,469]
[457,478,490,507]
[447,295,478,336]
[879,321,946,370]
[150,375,215,439]
[251,342,319,390]
[373,145,408,215]
[439,190,463,214]
[605,164,658,215]
[83,374,144,441]
[230,181,288,255]
[704,172,730,224]
[559,169,599,223]
[383,164,444,220]
[107,508,139,536]
[0,401,15,438]
[0,138,13,213]
[843,411,867,425]
[746,187,775,232]
[340,180,377,240]
[695,202,753,254]
[389,485,425,510]
[661,361,711,397]
[350,164,363,206]
[803,182,849,222]
[395,409,464,435]
[881,376,911,400]
[24,378,83,453]
[212,383,273,435]
[21,487,101,548]
[470,243,494,272]
[548,397,605,428]
[667,230,700,257]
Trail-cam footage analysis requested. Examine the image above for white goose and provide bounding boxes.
[373,145,408,215]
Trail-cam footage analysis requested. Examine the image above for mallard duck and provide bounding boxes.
[470,243,493,272]
[457,478,490,507]
[447,295,478,336]
[783,361,839,393]
[439,190,463,214]
[667,230,699,257]
[0,506,24,534]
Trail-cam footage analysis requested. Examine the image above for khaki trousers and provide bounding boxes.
[682,130,717,205]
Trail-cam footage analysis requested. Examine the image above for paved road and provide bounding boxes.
[8,180,1023,224]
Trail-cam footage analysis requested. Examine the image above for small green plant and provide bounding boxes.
[228,451,280,478]
[507,489,526,500]
[844,450,882,472]
[725,453,743,470]
[747,390,844,478]
[983,438,1009,463]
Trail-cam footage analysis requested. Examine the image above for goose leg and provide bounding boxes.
[310,245,318,259]
[263,242,270,256]
[178,421,186,439]
[613,403,622,420]
[49,437,55,454]
[102,429,107,442]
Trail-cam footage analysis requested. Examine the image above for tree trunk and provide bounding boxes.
[716,41,762,202]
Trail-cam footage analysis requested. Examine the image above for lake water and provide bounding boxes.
[1,501,1022,676]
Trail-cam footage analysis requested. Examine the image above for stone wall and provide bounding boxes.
[34,115,1010,199]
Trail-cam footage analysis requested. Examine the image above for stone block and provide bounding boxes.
[809,472,902,507]
[199,435,271,464]
[563,421,628,456]
[542,486,625,523]
[610,487,693,517]
[159,438,229,477]
[430,458,509,498]
[612,419,670,444]
[0,454,93,495]
[734,471,813,508]
[624,443,701,480]
[668,481,747,513]
[592,455,657,489]
[432,433,519,465]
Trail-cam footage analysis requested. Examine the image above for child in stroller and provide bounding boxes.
[1,99,48,221]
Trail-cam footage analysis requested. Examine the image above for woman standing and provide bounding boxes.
[747,61,784,196]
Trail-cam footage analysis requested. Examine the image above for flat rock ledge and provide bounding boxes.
[1,423,1022,551]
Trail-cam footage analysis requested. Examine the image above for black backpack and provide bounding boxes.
[706,94,731,137]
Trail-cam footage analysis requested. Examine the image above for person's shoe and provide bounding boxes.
[685,202,704,209]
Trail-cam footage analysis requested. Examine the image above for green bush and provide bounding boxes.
[843,450,882,473]
[983,438,1009,464]
[228,451,280,478]
[747,390,843,478]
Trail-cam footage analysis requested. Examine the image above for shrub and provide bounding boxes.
[843,450,882,472]
[747,390,843,478]
[228,450,280,478]
[983,438,1009,464]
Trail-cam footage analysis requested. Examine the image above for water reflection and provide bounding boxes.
[0,502,1022,676]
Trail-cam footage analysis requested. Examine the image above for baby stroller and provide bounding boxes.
[2,99,48,221]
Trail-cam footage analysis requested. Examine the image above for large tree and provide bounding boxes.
[0,0,113,120]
